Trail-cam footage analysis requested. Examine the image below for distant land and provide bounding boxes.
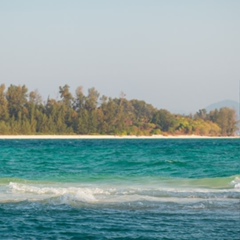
[206,99,239,118]
[175,100,239,117]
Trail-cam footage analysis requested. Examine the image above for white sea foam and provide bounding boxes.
[9,182,99,202]
[5,181,239,206]
[231,177,240,189]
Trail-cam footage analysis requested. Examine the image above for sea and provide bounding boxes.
[0,138,239,239]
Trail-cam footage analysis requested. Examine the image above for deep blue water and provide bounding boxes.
[0,139,239,239]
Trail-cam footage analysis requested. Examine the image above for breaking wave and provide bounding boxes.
[0,177,238,207]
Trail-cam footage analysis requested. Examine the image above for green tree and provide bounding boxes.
[152,109,175,132]
[216,108,237,136]
[131,99,155,123]
[6,85,28,120]
[0,84,9,121]
[59,84,73,108]
[73,87,89,134]
[85,88,100,133]
[59,84,76,131]
[194,109,207,120]
[26,90,43,133]
[74,86,86,112]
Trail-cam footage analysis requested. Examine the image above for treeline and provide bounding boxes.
[0,84,238,136]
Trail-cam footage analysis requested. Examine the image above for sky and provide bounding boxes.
[0,0,239,114]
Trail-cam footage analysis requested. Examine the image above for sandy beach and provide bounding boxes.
[0,135,238,139]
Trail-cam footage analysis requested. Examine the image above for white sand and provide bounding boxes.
[0,135,238,139]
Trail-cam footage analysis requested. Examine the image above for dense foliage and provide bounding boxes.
[0,84,238,136]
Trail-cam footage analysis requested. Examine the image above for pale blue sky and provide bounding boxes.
[0,0,239,113]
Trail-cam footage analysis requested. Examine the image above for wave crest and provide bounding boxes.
[9,182,99,202]
[231,177,240,189]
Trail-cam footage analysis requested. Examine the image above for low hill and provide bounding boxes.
[206,100,239,116]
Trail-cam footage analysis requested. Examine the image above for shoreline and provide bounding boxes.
[0,135,239,139]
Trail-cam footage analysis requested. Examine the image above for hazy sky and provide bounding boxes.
[0,0,239,113]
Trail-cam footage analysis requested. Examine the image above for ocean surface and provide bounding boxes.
[0,139,239,239]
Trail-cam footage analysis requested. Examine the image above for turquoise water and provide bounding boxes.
[0,139,239,239]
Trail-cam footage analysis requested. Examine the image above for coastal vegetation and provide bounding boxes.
[0,84,238,136]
